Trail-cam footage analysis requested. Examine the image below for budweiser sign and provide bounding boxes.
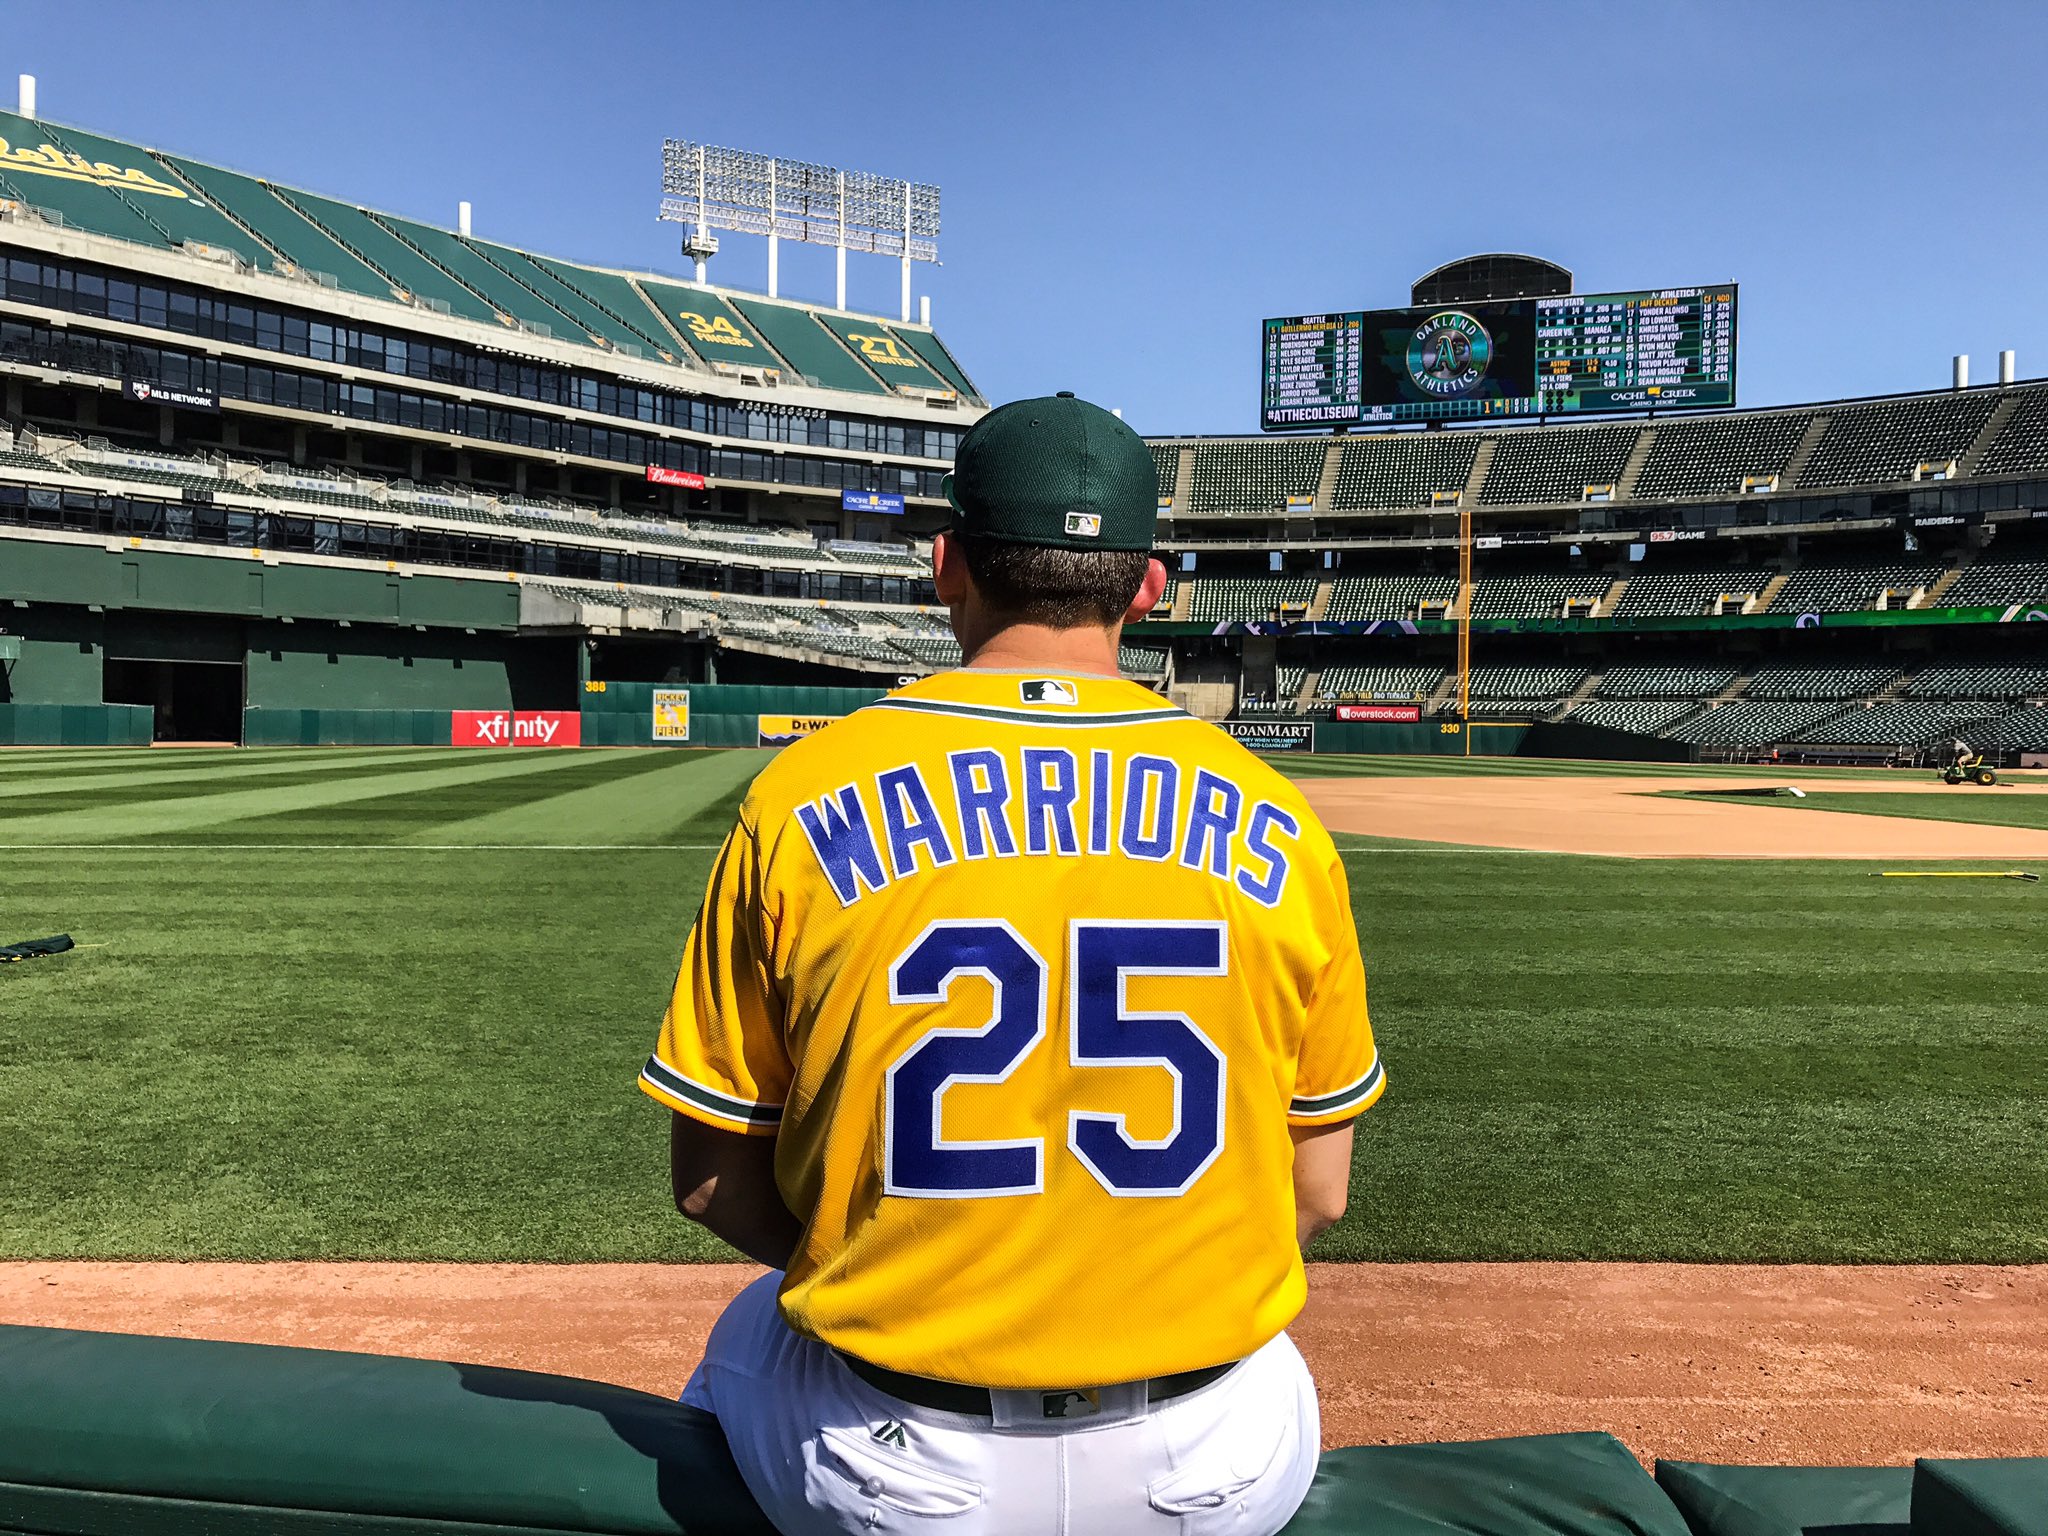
[646,465,707,489]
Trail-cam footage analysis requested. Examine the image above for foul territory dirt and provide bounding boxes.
[1,1261,2042,1465]
[1297,774,2048,858]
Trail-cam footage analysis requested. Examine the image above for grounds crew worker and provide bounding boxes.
[642,393,1382,1536]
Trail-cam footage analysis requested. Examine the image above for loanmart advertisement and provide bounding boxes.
[1224,720,1316,753]
[452,710,581,747]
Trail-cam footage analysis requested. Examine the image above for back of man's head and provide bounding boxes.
[941,392,1159,630]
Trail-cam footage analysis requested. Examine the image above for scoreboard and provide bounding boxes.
[1259,285,1736,430]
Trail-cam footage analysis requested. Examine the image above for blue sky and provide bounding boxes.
[7,1,2044,433]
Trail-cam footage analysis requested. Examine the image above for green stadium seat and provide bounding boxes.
[1613,568,1767,617]
[1630,412,1815,500]
[732,298,887,394]
[810,311,954,393]
[0,114,276,272]
[1768,563,1943,614]
[1793,699,2003,747]
[1567,699,1701,734]
[1469,572,1612,618]
[1186,439,1326,515]
[498,250,679,358]
[1479,424,1639,505]
[1745,666,1895,701]
[155,154,399,300]
[1912,1458,2048,1536]
[1596,665,1738,699]
[894,326,983,401]
[373,216,577,338]
[1653,1461,1910,1536]
[1973,391,2048,478]
[1800,393,1999,488]
[1331,433,1479,510]
[269,187,504,327]
[1317,664,1442,701]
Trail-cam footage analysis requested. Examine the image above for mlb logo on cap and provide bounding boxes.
[1020,679,1078,705]
[1064,512,1102,538]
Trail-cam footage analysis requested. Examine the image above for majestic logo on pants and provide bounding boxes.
[1041,1389,1099,1419]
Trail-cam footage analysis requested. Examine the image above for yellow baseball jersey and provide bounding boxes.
[641,668,1381,1388]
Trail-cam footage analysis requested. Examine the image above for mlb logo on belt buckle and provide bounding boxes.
[1041,1389,1099,1420]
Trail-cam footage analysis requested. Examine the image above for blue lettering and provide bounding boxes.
[878,764,956,879]
[1021,747,1080,857]
[796,784,891,906]
[1120,755,1180,862]
[1235,801,1299,907]
[948,748,1017,861]
[1088,748,1114,855]
[1179,768,1243,877]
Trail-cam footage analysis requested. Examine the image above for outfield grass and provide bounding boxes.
[1677,787,2048,832]
[3,748,2044,1262]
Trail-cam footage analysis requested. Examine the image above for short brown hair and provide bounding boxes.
[956,534,1151,629]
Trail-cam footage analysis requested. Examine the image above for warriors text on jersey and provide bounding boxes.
[640,669,1382,1388]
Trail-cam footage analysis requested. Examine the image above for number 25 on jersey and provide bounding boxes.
[883,920,1228,1200]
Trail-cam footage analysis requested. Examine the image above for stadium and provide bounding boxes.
[3,48,2047,1536]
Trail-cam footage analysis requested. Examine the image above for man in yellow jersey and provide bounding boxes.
[641,392,1383,1535]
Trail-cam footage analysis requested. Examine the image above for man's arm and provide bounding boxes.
[1289,1119,1355,1249]
[670,1113,804,1271]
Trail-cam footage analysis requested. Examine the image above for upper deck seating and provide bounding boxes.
[1610,567,1766,617]
[1468,666,1586,700]
[371,218,575,338]
[1330,433,1479,509]
[1151,443,1182,501]
[497,251,677,358]
[1906,666,2048,700]
[1468,573,1612,618]
[1185,576,1316,623]
[1322,574,1459,621]
[1798,392,1998,487]
[1941,558,2048,608]
[1184,440,1325,514]
[1477,424,1638,504]
[154,154,398,300]
[1629,411,1814,499]
[733,300,884,394]
[270,188,504,327]
[1971,389,2048,476]
[811,313,953,393]
[895,328,982,401]
[1768,562,1943,613]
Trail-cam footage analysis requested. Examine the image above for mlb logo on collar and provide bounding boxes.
[1020,679,1078,705]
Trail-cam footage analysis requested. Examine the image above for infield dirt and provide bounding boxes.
[1299,773,2048,857]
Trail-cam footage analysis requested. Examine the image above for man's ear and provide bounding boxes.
[1123,556,1170,624]
[932,530,971,606]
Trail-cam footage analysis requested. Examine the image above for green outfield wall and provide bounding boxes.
[581,680,888,748]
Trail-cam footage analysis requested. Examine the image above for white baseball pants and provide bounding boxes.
[682,1271,1321,1536]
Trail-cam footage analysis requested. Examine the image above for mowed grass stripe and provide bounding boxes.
[0,749,615,843]
[417,748,766,846]
[125,751,710,847]
[0,751,500,811]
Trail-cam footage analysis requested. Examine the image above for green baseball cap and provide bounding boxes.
[941,392,1158,552]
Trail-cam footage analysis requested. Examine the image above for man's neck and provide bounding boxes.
[962,622,1123,678]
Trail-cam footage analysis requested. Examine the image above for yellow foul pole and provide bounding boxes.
[1457,504,1472,755]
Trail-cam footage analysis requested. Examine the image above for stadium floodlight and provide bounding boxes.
[661,139,940,320]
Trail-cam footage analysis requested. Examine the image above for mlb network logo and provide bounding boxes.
[452,710,582,748]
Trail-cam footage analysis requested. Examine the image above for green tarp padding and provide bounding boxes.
[0,934,72,964]
[1653,1462,1910,1536]
[0,1324,774,1535]
[1913,1458,2048,1536]
[1281,1432,1690,1535]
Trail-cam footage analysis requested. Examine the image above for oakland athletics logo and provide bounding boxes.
[1406,310,1493,397]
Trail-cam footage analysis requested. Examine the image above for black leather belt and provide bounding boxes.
[834,1350,1237,1417]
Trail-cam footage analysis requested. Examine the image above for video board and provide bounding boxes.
[1260,286,1736,430]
